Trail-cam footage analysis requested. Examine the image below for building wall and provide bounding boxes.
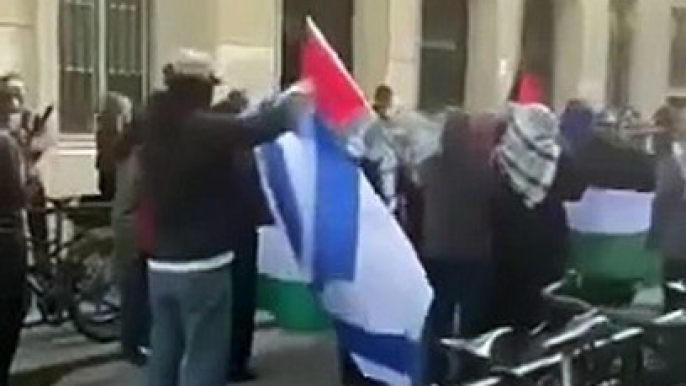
[0,0,680,195]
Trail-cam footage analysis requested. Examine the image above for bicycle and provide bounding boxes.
[23,195,120,343]
[441,310,627,386]
[440,276,675,386]
[534,280,686,386]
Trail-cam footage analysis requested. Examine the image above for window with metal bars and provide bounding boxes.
[58,0,149,134]
[418,0,469,111]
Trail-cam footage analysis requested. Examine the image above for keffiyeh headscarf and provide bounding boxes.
[495,103,562,208]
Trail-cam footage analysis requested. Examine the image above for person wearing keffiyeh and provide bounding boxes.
[490,103,587,332]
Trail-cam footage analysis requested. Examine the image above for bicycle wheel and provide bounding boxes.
[67,227,121,343]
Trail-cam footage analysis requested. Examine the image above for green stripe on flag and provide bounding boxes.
[568,231,661,285]
[257,275,330,333]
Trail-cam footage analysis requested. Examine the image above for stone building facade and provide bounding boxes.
[0,0,684,194]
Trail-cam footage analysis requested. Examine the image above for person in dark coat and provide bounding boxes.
[0,129,26,386]
[419,110,498,383]
[213,89,274,383]
[647,105,686,309]
[490,103,587,333]
[139,50,296,386]
[96,92,133,200]
[0,73,52,267]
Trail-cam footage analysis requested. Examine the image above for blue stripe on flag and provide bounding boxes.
[312,114,360,287]
[334,319,421,376]
[261,142,303,258]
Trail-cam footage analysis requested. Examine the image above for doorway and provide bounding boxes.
[280,0,354,88]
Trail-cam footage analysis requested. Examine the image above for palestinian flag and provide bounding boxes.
[566,188,661,290]
[256,225,329,332]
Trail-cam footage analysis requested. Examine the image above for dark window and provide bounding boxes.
[58,0,149,133]
[520,0,555,105]
[418,0,469,110]
[280,0,353,89]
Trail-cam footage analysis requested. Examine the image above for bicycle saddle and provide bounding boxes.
[441,327,514,359]
[665,280,686,294]
[654,309,686,326]
[543,311,610,351]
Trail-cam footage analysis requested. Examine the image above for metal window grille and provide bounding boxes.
[58,0,149,134]
[418,0,469,111]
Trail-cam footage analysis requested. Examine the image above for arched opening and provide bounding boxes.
[518,0,556,105]
[418,0,469,110]
[280,0,354,89]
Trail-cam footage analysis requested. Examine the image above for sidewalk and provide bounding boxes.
[11,326,118,386]
[12,327,340,386]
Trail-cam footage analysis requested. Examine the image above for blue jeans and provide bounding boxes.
[148,264,232,386]
[423,259,493,384]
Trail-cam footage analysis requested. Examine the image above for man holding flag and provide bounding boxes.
[258,18,433,386]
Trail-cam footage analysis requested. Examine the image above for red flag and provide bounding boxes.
[301,17,368,132]
[516,72,545,105]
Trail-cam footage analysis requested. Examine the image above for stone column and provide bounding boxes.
[464,0,525,111]
[551,0,611,110]
[384,0,421,108]
[34,0,60,109]
[352,0,391,98]
[629,0,672,115]
[552,0,584,110]
[554,0,610,110]
[573,0,611,108]
[0,0,37,102]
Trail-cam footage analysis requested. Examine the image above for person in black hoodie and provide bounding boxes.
[139,50,296,386]
[213,89,273,382]
[490,103,587,334]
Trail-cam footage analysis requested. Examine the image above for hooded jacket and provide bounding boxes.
[419,112,496,260]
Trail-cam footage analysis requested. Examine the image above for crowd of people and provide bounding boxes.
[0,46,685,386]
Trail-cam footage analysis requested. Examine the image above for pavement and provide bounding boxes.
[11,326,340,386]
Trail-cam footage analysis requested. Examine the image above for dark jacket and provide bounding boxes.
[141,99,286,262]
[211,103,274,232]
[576,134,655,192]
[0,132,24,228]
[419,118,494,261]
[648,155,686,260]
[492,154,587,283]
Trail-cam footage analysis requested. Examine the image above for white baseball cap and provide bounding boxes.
[169,49,220,84]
